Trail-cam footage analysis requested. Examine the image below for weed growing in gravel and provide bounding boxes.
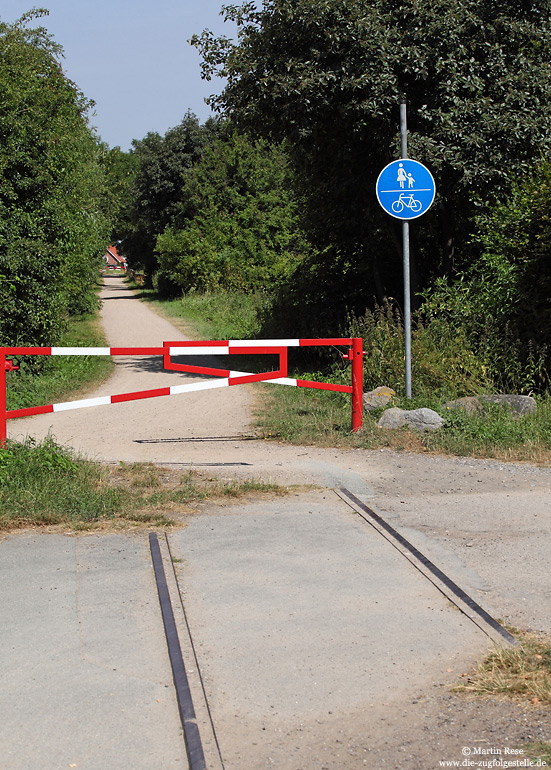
[523,742,551,765]
[453,630,551,764]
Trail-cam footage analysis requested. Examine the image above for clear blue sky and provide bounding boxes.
[1,1,237,150]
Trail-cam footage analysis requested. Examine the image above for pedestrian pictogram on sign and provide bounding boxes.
[376,159,436,220]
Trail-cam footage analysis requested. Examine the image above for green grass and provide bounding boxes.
[0,436,138,528]
[127,282,267,341]
[6,311,114,411]
[0,436,283,531]
[523,742,551,765]
[255,385,551,462]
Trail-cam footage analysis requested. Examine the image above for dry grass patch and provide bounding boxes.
[522,742,551,765]
[102,462,285,519]
[456,629,551,706]
[454,629,551,763]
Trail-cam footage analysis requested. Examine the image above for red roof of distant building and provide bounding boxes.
[104,245,127,266]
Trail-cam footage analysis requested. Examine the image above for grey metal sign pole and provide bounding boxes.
[375,108,435,400]
[400,100,412,398]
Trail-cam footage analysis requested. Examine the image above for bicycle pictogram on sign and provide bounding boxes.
[376,159,436,220]
[391,193,422,214]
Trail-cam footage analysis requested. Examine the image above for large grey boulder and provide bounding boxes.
[377,407,444,432]
[445,394,537,417]
[363,386,396,412]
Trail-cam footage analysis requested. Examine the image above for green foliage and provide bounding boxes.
[345,304,490,397]
[193,0,551,302]
[0,11,111,346]
[0,436,284,530]
[118,113,220,278]
[6,307,114,411]
[423,158,551,392]
[149,288,267,340]
[155,131,308,293]
[100,145,139,245]
[0,436,128,526]
[435,401,551,452]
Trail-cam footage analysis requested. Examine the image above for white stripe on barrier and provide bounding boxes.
[53,396,111,412]
[51,347,111,356]
[169,379,229,395]
[169,346,230,356]
[229,370,298,386]
[269,377,298,386]
[229,339,300,347]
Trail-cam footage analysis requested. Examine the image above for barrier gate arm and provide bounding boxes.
[164,338,364,429]
[0,338,364,445]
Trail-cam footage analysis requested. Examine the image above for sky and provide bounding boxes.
[1,0,238,150]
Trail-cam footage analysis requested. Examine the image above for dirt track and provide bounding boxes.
[7,275,551,768]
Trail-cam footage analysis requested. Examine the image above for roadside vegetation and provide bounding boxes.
[456,630,551,707]
[105,1,551,464]
[0,435,282,532]
[124,281,551,464]
[0,11,113,350]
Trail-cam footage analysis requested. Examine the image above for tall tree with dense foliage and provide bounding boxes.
[424,157,551,391]
[119,112,220,279]
[0,9,110,346]
[193,0,551,304]
[155,129,308,293]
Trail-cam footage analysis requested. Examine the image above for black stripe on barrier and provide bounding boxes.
[149,532,207,770]
[337,488,517,647]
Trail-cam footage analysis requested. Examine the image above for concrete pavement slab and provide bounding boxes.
[0,533,188,770]
[168,490,491,770]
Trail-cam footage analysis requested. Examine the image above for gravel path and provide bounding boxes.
[9,276,254,455]
[7,275,551,768]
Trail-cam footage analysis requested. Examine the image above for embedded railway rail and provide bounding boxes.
[148,489,515,770]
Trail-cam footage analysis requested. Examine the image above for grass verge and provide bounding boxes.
[0,436,284,531]
[254,385,551,463]
[126,283,267,341]
[455,630,551,705]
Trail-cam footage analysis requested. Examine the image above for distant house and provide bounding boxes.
[103,245,127,272]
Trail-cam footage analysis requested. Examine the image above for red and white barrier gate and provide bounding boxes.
[0,337,364,444]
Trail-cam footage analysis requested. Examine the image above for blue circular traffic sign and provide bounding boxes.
[376,159,436,220]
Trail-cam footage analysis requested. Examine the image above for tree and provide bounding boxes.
[193,0,551,303]
[0,9,110,346]
[423,158,551,392]
[155,129,308,293]
[119,113,220,279]
[101,145,139,244]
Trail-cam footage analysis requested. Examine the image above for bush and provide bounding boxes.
[422,158,551,394]
[344,303,491,398]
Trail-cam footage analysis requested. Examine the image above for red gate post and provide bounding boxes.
[0,352,6,447]
[351,337,364,432]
